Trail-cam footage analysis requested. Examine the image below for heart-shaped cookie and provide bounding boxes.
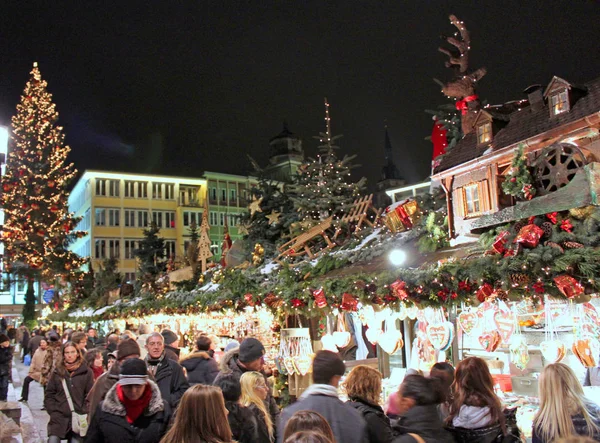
[509,337,530,370]
[494,310,515,343]
[440,324,454,351]
[458,311,479,335]
[572,339,599,367]
[294,355,312,376]
[365,328,382,345]
[333,331,351,348]
[479,330,501,352]
[427,323,451,350]
[540,340,566,363]
[321,334,339,353]
[283,356,296,375]
[379,330,404,355]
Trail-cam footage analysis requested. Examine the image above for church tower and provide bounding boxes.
[375,125,405,207]
[263,122,304,183]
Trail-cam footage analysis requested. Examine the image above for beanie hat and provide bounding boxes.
[0,333,9,344]
[161,330,178,345]
[238,338,265,363]
[47,331,60,342]
[224,340,240,353]
[117,339,141,360]
[119,358,148,386]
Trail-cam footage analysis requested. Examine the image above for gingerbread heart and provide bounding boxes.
[333,331,351,348]
[479,330,501,352]
[458,311,479,335]
[440,325,454,351]
[494,310,515,343]
[573,339,599,367]
[321,334,339,353]
[294,355,312,376]
[584,303,600,326]
[379,330,404,355]
[427,323,451,350]
[509,337,530,370]
[365,328,382,345]
[540,340,566,363]
[275,355,287,375]
[283,356,296,375]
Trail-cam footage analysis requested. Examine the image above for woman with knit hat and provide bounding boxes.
[86,358,171,443]
[44,341,94,443]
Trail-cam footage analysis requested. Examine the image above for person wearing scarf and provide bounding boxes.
[44,342,94,443]
[86,358,171,443]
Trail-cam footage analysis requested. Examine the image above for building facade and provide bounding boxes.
[68,170,258,281]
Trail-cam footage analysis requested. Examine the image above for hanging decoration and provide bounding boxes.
[458,307,479,335]
[333,313,352,348]
[493,302,515,343]
[383,199,421,233]
[510,309,530,370]
[540,297,567,363]
[379,314,404,355]
[278,328,313,376]
[426,309,453,351]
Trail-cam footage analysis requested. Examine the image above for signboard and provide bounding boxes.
[43,289,55,304]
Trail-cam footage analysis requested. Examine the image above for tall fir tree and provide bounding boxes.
[289,99,366,225]
[0,63,85,322]
[134,222,166,287]
[90,257,123,307]
[197,197,213,273]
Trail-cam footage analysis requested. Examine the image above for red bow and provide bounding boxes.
[455,95,478,115]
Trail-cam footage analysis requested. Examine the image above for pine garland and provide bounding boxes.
[502,145,536,200]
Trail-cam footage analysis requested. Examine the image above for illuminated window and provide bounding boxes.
[464,184,481,215]
[108,180,120,197]
[95,179,106,196]
[551,91,569,115]
[477,123,492,145]
[165,212,176,228]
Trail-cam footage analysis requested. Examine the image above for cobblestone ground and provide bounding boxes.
[8,355,49,442]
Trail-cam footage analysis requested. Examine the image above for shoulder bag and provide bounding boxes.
[61,378,89,437]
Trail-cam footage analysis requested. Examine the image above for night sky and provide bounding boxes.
[1,1,599,189]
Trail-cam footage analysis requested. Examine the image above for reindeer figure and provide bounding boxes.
[439,14,486,135]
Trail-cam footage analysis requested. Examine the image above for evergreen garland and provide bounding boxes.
[502,145,536,200]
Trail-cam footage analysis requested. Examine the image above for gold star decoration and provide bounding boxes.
[266,211,281,225]
[248,196,263,217]
[237,223,249,235]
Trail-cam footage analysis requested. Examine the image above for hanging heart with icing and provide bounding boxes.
[283,356,296,375]
[494,310,515,343]
[584,303,600,326]
[440,325,454,351]
[275,355,287,375]
[321,334,339,353]
[406,305,419,320]
[479,330,501,352]
[509,336,530,370]
[365,328,383,345]
[333,331,351,348]
[572,339,599,367]
[427,323,451,350]
[540,340,566,363]
[458,311,479,335]
[379,330,404,355]
[397,304,408,321]
[294,355,312,376]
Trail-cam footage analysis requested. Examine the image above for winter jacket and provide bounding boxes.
[248,402,274,443]
[145,353,189,409]
[21,330,30,351]
[584,367,600,387]
[44,362,94,438]
[28,347,47,382]
[392,404,455,443]
[87,360,120,421]
[445,407,521,443]
[0,346,12,376]
[164,345,180,362]
[40,341,61,386]
[87,336,101,350]
[347,397,393,443]
[28,334,44,355]
[531,403,600,443]
[225,401,259,443]
[181,351,220,385]
[278,384,368,443]
[214,348,279,422]
[86,380,171,443]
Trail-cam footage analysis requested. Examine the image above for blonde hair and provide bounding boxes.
[534,363,599,441]
[160,384,233,443]
[343,365,382,405]
[240,371,274,440]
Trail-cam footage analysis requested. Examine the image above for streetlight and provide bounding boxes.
[388,249,407,266]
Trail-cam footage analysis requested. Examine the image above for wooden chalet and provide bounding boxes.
[432,75,600,242]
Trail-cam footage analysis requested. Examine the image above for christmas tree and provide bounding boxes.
[197,198,213,273]
[0,62,85,322]
[502,145,536,200]
[289,99,366,225]
[90,257,123,307]
[134,222,166,287]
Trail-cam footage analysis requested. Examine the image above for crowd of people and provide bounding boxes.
[2,322,600,442]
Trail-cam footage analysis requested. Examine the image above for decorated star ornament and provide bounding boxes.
[248,196,263,217]
[237,223,249,235]
[266,211,281,225]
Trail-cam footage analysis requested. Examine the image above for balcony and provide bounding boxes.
[178,197,202,207]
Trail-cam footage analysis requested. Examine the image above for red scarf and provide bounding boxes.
[116,383,152,424]
[91,365,104,380]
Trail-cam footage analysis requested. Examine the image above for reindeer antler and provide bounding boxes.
[438,14,471,74]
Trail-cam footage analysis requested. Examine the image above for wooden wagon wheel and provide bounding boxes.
[533,143,587,195]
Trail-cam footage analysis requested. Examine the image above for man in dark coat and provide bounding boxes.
[87,327,101,350]
[180,335,219,385]
[145,332,189,409]
[160,329,180,362]
[277,350,368,443]
[28,329,45,356]
[102,333,119,367]
[87,338,141,421]
[214,337,279,422]
[86,358,170,443]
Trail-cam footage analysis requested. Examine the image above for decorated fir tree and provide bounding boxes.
[90,257,123,307]
[502,145,536,200]
[0,62,85,322]
[289,99,366,225]
[197,199,213,273]
[134,222,166,287]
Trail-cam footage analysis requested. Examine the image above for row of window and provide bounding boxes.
[94,239,176,259]
[95,208,240,229]
[96,180,176,200]
[209,187,247,202]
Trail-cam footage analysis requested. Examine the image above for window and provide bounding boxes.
[220,213,225,226]
[108,209,120,226]
[164,240,176,258]
[183,211,200,227]
[229,214,237,227]
[124,272,136,283]
[230,189,236,201]
[138,211,149,228]
[165,212,176,228]
[77,208,91,231]
[152,183,163,199]
[108,239,120,259]
[152,211,163,228]
[95,239,106,258]
[477,123,492,145]
[165,184,175,200]
[95,208,106,226]
[551,90,569,115]
[125,210,136,227]
[183,212,189,226]
[460,181,490,217]
[221,189,227,202]
[210,212,217,226]
[95,179,106,196]
[124,240,138,259]
[137,182,148,198]
[464,184,480,214]
[108,180,120,197]
[211,188,217,200]
[124,181,135,198]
